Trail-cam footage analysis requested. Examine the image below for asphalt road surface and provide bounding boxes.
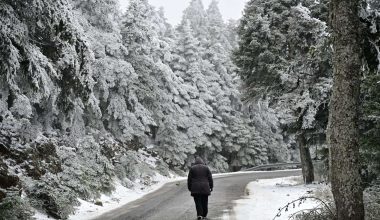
[93,169,301,220]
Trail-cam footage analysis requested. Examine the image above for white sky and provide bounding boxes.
[118,0,248,25]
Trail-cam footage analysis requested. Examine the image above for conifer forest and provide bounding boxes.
[0,0,379,219]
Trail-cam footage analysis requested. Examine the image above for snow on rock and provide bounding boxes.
[226,176,321,220]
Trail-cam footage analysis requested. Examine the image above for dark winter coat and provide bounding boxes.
[187,157,213,196]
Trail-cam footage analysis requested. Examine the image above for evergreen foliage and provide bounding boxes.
[0,0,379,218]
[360,1,380,184]
[0,0,279,218]
[233,0,332,173]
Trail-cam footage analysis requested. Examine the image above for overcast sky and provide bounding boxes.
[118,0,248,25]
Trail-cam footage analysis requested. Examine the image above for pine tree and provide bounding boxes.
[177,20,201,64]
[328,0,365,218]
[74,0,120,32]
[206,0,225,44]
[179,0,210,56]
[360,0,380,183]
[234,0,332,183]
[225,19,239,50]
[122,0,158,57]
[180,0,208,39]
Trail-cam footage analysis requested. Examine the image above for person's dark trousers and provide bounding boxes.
[193,195,209,217]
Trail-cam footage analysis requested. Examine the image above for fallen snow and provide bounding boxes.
[32,169,305,220]
[32,172,185,220]
[70,173,185,220]
[226,176,321,220]
[32,211,52,220]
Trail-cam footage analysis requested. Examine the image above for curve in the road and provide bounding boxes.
[93,170,301,220]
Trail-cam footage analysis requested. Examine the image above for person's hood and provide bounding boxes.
[195,157,205,165]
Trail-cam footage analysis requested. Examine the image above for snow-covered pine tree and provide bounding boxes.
[205,1,266,169]
[1,0,323,218]
[206,0,230,48]
[360,0,380,184]
[234,0,332,183]
[225,19,239,50]
[172,19,218,168]
[73,0,120,32]
[0,0,116,218]
[120,0,161,142]
[0,0,175,217]
[120,0,209,169]
[179,1,269,170]
[179,0,209,54]
[246,100,293,162]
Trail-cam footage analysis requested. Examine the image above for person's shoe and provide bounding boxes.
[197,216,203,220]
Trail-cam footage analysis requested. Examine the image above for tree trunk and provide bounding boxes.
[298,132,314,184]
[328,0,365,219]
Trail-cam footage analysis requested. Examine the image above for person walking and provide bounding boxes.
[187,157,213,220]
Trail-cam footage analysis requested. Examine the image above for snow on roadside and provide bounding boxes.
[213,169,302,178]
[227,176,321,220]
[69,173,185,220]
[32,211,52,220]
[32,169,303,220]
[67,170,301,220]
[32,173,185,220]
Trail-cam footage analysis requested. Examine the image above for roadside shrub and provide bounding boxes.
[274,196,335,220]
[58,136,115,200]
[0,189,34,220]
[114,150,156,187]
[274,185,336,220]
[26,173,78,220]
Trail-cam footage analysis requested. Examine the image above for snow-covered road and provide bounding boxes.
[90,169,303,220]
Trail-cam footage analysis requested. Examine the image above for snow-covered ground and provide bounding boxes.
[33,170,321,220]
[224,176,322,220]
[33,173,185,220]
